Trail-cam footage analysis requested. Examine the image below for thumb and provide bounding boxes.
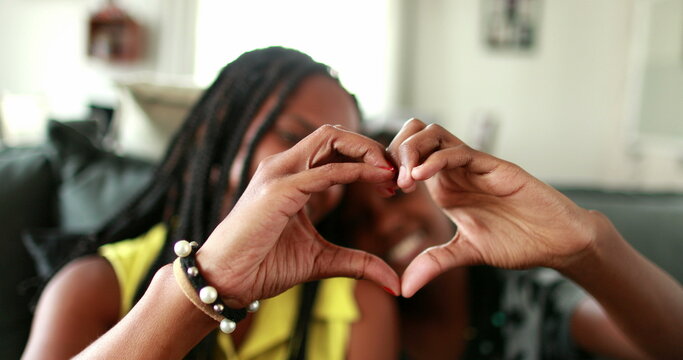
[401,235,479,297]
[314,244,401,296]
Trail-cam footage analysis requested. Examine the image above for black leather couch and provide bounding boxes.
[0,121,154,359]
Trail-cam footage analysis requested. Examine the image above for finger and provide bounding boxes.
[385,119,427,191]
[396,123,462,169]
[296,125,394,171]
[314,244,401,296]
[401,234,480,298]
[411,145,500,181]
[385,118,427,160]
[288,162,395,195]
[392,123,463,191]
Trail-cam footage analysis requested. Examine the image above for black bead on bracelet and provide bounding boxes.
[173,240,260,334]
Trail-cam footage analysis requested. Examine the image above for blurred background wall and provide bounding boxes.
[400,0,683,190]
[1,0,682,190]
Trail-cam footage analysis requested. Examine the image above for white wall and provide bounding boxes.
[402,0,683,190]
[0,0,96,120]
[0,0,186,122]
[194,0,399,120]
[4,0,683,190]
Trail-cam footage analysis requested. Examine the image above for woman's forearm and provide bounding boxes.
[560,211,683,358]
[75,264,217,359]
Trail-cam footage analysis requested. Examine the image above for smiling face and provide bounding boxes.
[225,74,360,222]
[342,181,455,273]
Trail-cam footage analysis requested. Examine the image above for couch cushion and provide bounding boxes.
[559,188,683,282]
[0,146,57,359]
[23,121,155,281]
[46,120,154,232]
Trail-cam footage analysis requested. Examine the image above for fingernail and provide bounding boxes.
[398,165,407,183]
[378,165,395,172]
[382,286,397,296]
[411,164,423,178]
[375,185,395,196]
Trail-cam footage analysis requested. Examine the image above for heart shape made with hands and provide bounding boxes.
[202,120,591,302]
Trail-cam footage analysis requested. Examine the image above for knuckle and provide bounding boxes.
[426,250,445,273]
[397,140,414,155]
[316,163,338,180]
[355,252,370,280]
[255,153,280,172]
[254,177,282,198]
[406,118,424,127]
[318,124,337,135]
[425,123,444,132]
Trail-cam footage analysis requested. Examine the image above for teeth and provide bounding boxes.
[387,231,424,263]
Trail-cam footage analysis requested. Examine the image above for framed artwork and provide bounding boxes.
[482,0,542,52]
[88,1,143,63]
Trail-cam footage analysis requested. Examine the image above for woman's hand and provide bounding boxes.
[389,119,599,297]
[197,125,400,306]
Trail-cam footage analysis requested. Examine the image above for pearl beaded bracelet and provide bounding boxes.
[172,240,260,334]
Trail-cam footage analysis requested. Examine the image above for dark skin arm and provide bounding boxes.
[571,297,648,360]
[23,259,400,360]
[391,118,683,359]
[21,256,218,360]
[561,214,682,359]
[22,256,121,360]
[71,263,217,359]
[22,125,400,359]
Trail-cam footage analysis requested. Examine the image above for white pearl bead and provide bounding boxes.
[213,303,224,313]
[247,300,260,313]
[189,241,199,249]
[186,266,199,277]
[199,286,218,304]
[174,240,192,257]
[219,319,236,334]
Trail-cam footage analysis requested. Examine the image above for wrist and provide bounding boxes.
[555,210,623,281]
[148,264,219,331]
[194,248,247,308]
[107,263,217,357]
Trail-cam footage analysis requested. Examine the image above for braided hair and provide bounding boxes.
[77,48,359,357]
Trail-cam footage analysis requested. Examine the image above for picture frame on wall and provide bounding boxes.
[482,0,542,52]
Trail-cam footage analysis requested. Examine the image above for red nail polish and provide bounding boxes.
[383,286,397,296]
[379,166,395,172]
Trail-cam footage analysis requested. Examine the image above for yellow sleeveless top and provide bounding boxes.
[99,224,359,360]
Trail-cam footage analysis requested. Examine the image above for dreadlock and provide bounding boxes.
[64,47,358,359]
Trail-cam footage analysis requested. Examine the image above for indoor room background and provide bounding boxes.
[1,0,682,190]
[3,1,683,358]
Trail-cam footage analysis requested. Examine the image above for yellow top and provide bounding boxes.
[99,224,359,360]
